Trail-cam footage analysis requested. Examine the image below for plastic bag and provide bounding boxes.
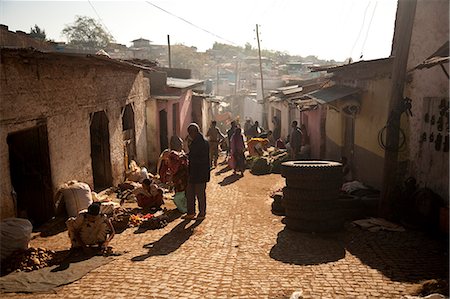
[0,218,33,260]
[173,191,187,213]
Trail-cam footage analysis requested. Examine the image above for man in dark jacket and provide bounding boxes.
[183,123,210,220]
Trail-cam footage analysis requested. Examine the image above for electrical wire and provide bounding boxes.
[87,0,114,39]
[359,1,378,59]
[145,1,238,46]
[349,1,371,60]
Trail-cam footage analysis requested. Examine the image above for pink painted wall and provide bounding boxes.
[155,90,193,152]
[302,106,325,159]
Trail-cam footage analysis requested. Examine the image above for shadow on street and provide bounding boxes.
[133,208,182,234]
[215,165,231,176]
[269,228,345,265]
[34,216,68,237]
[344,226,449,282]
[270,224,449,283]
[218,173,242,186]
[131,219,204,262]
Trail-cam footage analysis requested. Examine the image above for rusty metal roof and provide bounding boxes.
[166,77,204,89]
[305,85,361,104]
[415,41,449,69]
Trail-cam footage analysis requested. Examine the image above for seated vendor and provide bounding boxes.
[66,202,115,250]
[133,179,164,210]
[247,137,269,156]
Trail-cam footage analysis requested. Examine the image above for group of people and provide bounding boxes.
[66,119,313,253]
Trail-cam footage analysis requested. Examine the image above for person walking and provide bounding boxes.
[206,120,225,168]
[183,123,210,220]
[247,121,262,139]
[230,127,246,176]
[289,121,302,160]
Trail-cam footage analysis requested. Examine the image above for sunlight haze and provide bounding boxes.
[1,0,398,61]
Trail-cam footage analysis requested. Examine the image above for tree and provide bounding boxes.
[62,16,113,49]
[29,25,46,41]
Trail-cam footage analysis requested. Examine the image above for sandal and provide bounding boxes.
[181,214,196,220]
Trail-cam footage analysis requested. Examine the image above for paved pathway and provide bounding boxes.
[4,161,448,298]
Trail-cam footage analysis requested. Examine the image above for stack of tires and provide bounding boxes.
[281,161,344,232]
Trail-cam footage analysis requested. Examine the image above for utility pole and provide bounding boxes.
[256,24,267,128]
[216,65,220,95]
[167,34,172,68]
[234,59,239,95]
[379,0,417,218]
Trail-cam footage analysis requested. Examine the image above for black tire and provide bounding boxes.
[281,160,342,178]
[284,206,343,221]
[285,177,342,191]
[282,198,338,210]
[285,217,344,232]
[272,200,285,216]
[283,187,340,201]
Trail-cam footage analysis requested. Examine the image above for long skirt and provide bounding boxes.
[233,151,245,172]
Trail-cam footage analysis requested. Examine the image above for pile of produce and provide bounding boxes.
[128,212,168,229]
[251,157,272,175]
[1,247,66,275]
[271,152,290,174]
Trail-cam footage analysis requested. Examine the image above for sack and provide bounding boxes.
[126,160,142,182]
[173,191,187,213]
[0,218,33,260]
[57,181,93,217]
[99,201,120,215]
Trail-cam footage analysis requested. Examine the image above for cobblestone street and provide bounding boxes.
[4,159,448,299]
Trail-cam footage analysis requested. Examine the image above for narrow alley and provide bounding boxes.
[3,157,447,299]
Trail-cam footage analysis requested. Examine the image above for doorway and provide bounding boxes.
[159,109,169,152]
[122,104,137,166]
[343,113,355,170]
[7,124,54,227]
[90,111,112,191]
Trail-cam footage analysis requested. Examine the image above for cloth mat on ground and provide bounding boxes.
[0,253,115,293]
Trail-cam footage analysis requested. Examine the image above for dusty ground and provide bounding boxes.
[2,158,448,298]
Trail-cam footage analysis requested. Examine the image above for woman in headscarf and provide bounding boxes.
[230,127,246,176]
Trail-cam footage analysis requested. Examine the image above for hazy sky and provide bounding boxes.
[1,0,399,61]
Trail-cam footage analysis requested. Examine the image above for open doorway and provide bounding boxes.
[7,124,54,227]
[159,109,169,152]
[122,104,137,167]
[90,111,112,191]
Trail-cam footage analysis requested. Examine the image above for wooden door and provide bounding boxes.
[7,125,54,227]
[90,111,113,191]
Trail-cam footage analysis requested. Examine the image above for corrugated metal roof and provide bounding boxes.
[415,41,449,69]
[282,86,303,95]
[166,77,204,89]
[276,85,299,91]
[306,85,361,104]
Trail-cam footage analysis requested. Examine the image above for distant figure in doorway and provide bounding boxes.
[206,120,225,168]
[247,121,262,139]
[243,118,253,140]
[183,123,210,220]
[289,121,302,159]
[299,124,311,158]
[66,203,115,252]
[272,116,281,141]
[230,127,246,176]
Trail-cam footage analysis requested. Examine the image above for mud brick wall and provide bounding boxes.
[403,0,449,201]
[0,49,150,220]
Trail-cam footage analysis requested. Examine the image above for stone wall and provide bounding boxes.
[404,0,449,201]
[0,49,149,220]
